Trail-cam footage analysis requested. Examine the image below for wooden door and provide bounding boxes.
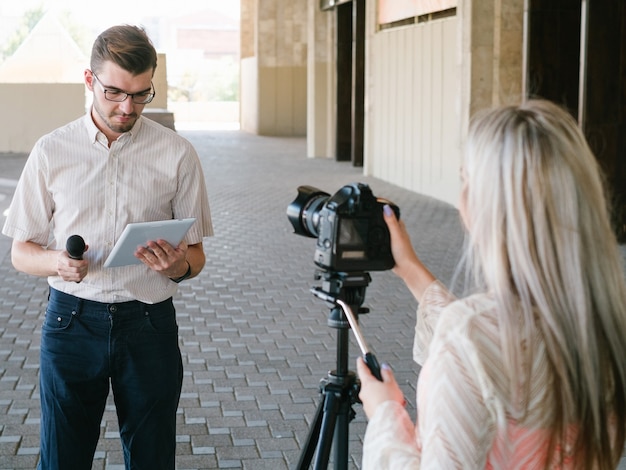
[527,0,626,242]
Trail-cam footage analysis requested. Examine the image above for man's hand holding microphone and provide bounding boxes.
[59,234,88,283]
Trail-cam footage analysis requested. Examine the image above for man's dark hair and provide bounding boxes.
[90,25,157,76]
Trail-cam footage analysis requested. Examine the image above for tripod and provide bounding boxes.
[296,271,372,470]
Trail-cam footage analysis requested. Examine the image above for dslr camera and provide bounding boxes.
[287,182,400,273]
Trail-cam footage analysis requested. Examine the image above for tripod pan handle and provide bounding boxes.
[364,352,383,381]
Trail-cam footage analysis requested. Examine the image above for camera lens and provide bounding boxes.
[287,186,330,238]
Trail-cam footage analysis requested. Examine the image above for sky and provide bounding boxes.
[0,0,240,43]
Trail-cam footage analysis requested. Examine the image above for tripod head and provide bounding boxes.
[313,270,371,329]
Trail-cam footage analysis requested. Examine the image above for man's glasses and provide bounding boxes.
[91,71,155,104]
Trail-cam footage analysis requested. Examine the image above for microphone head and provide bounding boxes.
[66,235,86,260]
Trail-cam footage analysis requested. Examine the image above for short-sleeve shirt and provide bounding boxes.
[2,113,213,304]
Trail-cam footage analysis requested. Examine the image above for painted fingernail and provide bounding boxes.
[383,205,393,217]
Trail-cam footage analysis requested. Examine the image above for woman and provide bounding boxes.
[357,99,626,469]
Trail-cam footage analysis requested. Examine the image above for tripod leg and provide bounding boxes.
[313,390,340,470]
[333,404,350,470]
[296,385,343,470]
[296,395,326,470]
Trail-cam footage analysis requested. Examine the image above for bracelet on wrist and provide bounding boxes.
[170,261,191,283]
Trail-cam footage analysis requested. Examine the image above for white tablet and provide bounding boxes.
[103,218,196,268]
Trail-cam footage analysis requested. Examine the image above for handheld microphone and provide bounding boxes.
[66,235,86,260]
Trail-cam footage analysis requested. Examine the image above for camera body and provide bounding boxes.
[287,182,400,273]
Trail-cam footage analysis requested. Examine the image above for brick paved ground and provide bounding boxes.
[1,130,624,469]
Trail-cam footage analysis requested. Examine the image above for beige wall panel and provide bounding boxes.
[240,0,256,59]
[416,24,432,193]
[368,35,383,177]
[429,21,444,194]
[400,28,416,190]
[387,28,407,186]
[291,66,307,136]
[400,28,415,188]
[307,0,335,158]
[242,63,307,137]
[440,18,462,203]
[256,65,307,136]
[372,32,388,179]
[273,66,292,134]
[279,66,300,134]
[307,60,333,157]
[367,17,461,206]
[0,83,84,153]
[149,53,168,110]
[257,66,277,134]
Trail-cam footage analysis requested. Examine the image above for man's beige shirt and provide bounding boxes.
[2,113,213,304]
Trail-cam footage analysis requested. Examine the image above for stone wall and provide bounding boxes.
[240,0,308,136]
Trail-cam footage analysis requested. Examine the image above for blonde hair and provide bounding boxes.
[463,99,626,468]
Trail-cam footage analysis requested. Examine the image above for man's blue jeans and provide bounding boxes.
[38,288,183,470]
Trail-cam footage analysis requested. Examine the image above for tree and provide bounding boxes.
[0,6,45,62]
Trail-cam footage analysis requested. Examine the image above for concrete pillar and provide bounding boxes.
[240,0,308,136]
[459,0,525,136]
[145,53,175,130]
[151,53,168,109]
[306,2,335,158]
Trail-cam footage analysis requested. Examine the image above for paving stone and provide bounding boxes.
[0,130,470,468]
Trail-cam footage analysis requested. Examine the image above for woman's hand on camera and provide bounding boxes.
[357,357,405,419]
[383,205,436,302]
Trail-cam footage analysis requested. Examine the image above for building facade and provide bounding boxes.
[240,0,625,240]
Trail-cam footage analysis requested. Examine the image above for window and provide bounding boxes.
[378,0,457,29]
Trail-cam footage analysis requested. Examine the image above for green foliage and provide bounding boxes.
[0,6,91,63]
[57,11,93,56]
[0,5,45,62]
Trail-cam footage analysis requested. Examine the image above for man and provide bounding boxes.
[2,25,213,469]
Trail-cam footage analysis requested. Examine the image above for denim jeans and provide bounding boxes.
[38,288,183,470]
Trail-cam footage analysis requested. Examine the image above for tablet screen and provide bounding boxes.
[103,218,196,268]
